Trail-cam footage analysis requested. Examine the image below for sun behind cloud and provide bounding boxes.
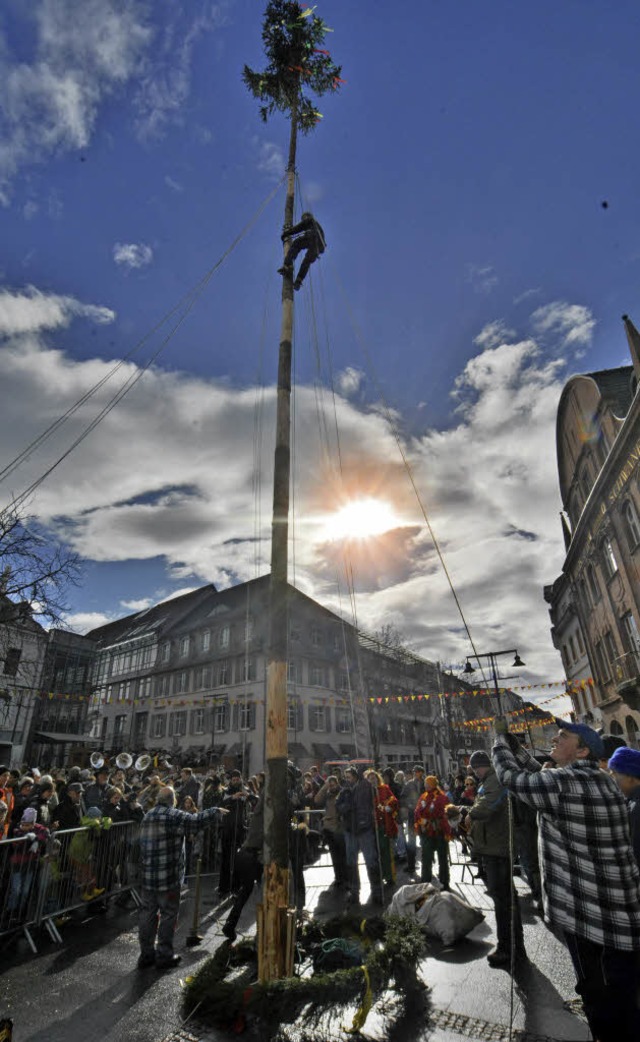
[322,498,400,542]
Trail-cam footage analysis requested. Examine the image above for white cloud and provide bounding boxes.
[0,296,584,693]
[23,201,39,221]
[64,610,115,633]
[531,301,595,348]
[473,320,515,350]
[0,2,226,200]
[0,285,115,337]
[256,140,285,180]
[119,597,153,612]
[466,263,498,295]
[337,367,364,397]
[113,242,153,269]
[164,175,183,193]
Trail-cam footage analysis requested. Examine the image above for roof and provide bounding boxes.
[85,585,216,646]
[586,366,634,418]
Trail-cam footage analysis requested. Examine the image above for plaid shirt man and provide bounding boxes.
[492,736,640,950]
[140,803,223,891]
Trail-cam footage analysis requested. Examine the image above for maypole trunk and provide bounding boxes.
[259,93,298,983]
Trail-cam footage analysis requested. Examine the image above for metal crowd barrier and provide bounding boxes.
[0,820,142,953]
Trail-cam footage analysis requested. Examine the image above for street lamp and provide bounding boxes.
[462,649,525,714]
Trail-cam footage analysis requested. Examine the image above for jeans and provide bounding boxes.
[565,931,640,1042]
[138,888,180,961]
[344,829,382,898]
[483,854,524,953]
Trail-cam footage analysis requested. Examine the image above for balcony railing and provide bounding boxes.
[614,651,640,711]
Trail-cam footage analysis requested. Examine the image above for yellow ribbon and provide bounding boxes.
[347,964,373,1033]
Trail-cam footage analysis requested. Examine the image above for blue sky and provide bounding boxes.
[1,0,638,704]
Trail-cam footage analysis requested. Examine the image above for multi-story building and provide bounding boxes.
[84,577,485,777]
[0,596,48,766]
[544,315,640,746]
[25,629,97,766]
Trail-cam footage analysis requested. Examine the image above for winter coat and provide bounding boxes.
[467,767,510,856]
[374,784,399,838]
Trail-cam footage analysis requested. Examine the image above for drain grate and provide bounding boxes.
[430,1007,579,1042]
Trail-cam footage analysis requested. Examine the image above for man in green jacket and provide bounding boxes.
[468,750,525,968]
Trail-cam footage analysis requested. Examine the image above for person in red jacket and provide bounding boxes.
[365,769,399,886]
[5,807,49,923]
[0,765,14,837]
[414,775,452,889]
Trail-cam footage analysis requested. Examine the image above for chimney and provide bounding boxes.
[622,314,640,381]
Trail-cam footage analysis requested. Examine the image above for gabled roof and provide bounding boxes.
[86,585,216,647]
[587,366,634,419]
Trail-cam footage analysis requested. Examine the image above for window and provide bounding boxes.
[338,671,351,691]
[244,619,254,643]
[241,657,256,682]
[157,675,169,697]
[179,636,190,658]
[201,630,211,652]
[310,626,323,647]
[114,715,127,738]
[153,714,166,738]
[218,626,230,649]
[287,660,299,683]
[139,676,152,699]
[191,708,205,734]
[309,704,327,731]
[333,632,342,652]
[174,671,189,694]
[101,717,108,740]
[622,613,640,666]
[586,563,600,604]
[161,642,171,663]
[309,664,325,687]
[336,709,352,734]
[602,538,618,579]
[287,700,303,730]
[170,710,187,736]
[569,636,577,662]
[623,500,640,548]
[217,660,229,686]
[2,647,21,676]
[238,702,255,731]
[134,712,148,740]
[213,700,228,731]
[289,623,301,642]
[576,629,585,655]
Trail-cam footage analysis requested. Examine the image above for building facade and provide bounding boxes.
[545,316,640,746]
[0,597,48,766]
[84,577,490,778]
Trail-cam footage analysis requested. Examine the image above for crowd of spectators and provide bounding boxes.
[1,724,640,1034]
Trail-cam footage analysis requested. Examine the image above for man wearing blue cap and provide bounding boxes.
[492,717,640,1042]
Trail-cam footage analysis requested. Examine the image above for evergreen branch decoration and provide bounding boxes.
[183,914,431,1039]
[243,0,343,132]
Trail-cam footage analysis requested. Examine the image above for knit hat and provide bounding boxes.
[86,806,102,818]
[601,735,627,760]
[21,807,37,824]
[79,769,92,782]
[469,750,491,769]
[554,719,604,760]
[608,747,640,779]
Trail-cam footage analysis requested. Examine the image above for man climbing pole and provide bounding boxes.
[278,211,326,289]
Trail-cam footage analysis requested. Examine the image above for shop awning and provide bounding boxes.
[288,742,310,760]
[312,742,339,761]
[33,731,98,745]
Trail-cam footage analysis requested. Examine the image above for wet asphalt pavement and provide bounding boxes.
[1,854,590,1042]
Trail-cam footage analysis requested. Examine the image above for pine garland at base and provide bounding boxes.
[183,914,430,1038]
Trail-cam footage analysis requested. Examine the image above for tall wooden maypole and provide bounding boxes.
[243,1,342,982]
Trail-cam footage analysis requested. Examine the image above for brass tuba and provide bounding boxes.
[134,754,151,772]
[90,752,104,769]
[116,752,133,770]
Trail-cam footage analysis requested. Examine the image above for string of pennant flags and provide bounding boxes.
[23,677,590,708]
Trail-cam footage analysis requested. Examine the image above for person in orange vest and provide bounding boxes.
[414,775,452,890]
